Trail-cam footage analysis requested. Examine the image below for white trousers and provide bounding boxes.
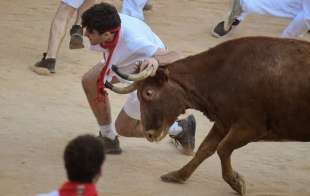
[121,0,149,20]
[238,0,310,37]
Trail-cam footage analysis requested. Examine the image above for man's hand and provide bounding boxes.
[137,57,159,76]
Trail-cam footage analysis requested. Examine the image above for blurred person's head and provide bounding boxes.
[64,134,105,183]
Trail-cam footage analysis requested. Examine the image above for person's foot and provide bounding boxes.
[143,1,152,11]
[211,19,240,38]
[170,115,196,155]
[69,25,84,49]
[225,0,242,30]
[31,53,56,75]
[98,133,122,154]
[211,0,242,38]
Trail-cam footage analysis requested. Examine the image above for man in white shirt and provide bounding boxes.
[81,3,196,155]
[212,0,310,38]
[32,0,153,76]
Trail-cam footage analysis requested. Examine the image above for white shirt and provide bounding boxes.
[90,14,165,82]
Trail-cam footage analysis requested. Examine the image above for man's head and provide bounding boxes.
[82,2,121,45]
[64,134,105,183]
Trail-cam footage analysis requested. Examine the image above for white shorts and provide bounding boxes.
[62,0,85,9]
[123,91,141,120]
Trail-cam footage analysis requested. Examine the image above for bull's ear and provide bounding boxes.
[156,67,169,84]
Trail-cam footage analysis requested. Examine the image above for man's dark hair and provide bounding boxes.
[82,2,121,34]
[64,134,105,183]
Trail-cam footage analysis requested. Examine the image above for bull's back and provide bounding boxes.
[202,37,310,141]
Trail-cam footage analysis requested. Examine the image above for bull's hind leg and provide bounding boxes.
[161,123,226,183]
[217,124,258,195]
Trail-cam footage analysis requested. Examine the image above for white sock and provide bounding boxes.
[168,122,183,136]
[99,124,117,140]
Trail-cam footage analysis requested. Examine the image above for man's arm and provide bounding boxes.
[139,48,180,76]
[153,48,180,65]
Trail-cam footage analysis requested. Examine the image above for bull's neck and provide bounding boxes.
[168,55,210,113]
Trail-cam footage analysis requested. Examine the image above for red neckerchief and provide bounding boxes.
[94,26,121,104]
[59,181,97,196]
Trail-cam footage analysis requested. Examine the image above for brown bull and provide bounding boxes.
[106,36,310,195]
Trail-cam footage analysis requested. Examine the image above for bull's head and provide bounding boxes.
[106,65,188,142]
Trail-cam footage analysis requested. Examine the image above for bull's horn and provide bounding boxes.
[104,81,138,94]
[111,64,153,81]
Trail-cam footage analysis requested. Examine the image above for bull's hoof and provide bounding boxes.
[161,171,186,183]
[228,172,246,196]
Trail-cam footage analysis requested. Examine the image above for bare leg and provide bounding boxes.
[32,2,76,75]
[46,2,76,58]
[82,63,112,125]
[161,124,226,183]
[217,124,259,195]
[82,64,123,154]
[115,109,145,137]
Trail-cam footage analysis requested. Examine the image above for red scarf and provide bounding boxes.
[94,26,121,104]
[59,181,97,196]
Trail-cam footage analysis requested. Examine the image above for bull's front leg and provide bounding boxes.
[217,124,259,195]
[161,123,226,183]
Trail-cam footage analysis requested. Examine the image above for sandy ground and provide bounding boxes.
[0,0,310,195]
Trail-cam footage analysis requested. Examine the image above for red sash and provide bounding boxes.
[94,26,121,103]
[59,181,97,196]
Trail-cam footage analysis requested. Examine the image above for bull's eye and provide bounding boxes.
[143,88,154,100]
[146,89,153,96]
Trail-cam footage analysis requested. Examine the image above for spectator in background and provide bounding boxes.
[36,134,106,196]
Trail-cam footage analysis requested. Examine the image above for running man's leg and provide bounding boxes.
[69,0,97,49]
[282,0,310,37]
[47,1,84,58]
[211,0,243,38]
[32,1,78,75]
[82,63,122,154]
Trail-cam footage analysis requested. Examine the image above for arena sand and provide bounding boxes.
[0,0,309,195]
